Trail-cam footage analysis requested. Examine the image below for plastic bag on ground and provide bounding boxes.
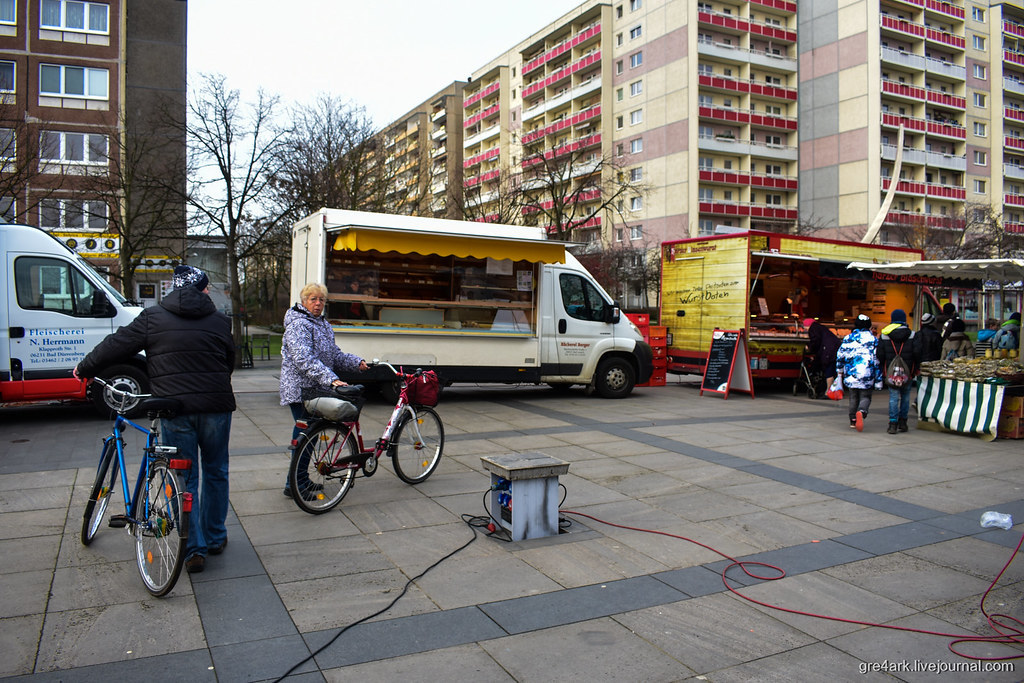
[980,511,1014,530]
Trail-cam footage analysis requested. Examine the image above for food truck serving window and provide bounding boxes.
[324,247,538,334]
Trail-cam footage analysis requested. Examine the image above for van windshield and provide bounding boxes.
[74,253,129,305]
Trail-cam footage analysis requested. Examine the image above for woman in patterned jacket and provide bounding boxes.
[836,314,880,432]
[279,283,367,497]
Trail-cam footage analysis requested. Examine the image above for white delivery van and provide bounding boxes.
[1,223,148,413]
[291,209,654,398]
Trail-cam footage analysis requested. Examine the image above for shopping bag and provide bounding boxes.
[826,375,844,401]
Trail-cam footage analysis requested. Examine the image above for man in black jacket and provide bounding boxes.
[76,265,235,574]
[877,308,918,434]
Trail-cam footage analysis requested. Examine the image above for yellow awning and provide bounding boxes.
[331,228,565,263]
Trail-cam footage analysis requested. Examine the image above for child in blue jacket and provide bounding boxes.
[836,314,881,432]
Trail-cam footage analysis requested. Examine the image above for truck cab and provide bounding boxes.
[1,223,147,413]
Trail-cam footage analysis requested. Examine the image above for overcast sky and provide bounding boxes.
[187,0,584,126]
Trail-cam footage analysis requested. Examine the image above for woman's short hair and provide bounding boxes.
[300,283,327,301]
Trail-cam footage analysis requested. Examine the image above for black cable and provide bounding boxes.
[272,520,480,681]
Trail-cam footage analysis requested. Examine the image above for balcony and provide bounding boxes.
[463,146,500,169]
[1005,20,1024,40]
[880,111,966,138]
[523,51,601,99]
[522,76,601,123]
[522,22,601,76]
[925,182,966,200]
[698,200,797,221]
[1005,163,1024,180]
[881,178,928,196]
[698,105,797,131]
[463,81,500,110]
[1007,136,1024,152]
[880,14,965,50]
[698,10,796,43]
[431,109,447,123]
[463,168,500,189]
[885,210,966,230]
[697,38,797,72]
[1005,77,1024,96]
[749,0,797,12]
[698,168,798,190]
[880,144,929,165]
[464,102,500,129]
[1006,193,1024,207]
[698,73,797,101]
[880,79,966,108]
[431,126,446,141]
[522,105,601,144]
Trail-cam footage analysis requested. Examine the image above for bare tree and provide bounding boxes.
[272,94,395,221]
[0,109,63,222]
[177,73,293,353]
[518,139,645,242]
[451,160,528,225]
[575,237,661,310]
[71,108,185,297]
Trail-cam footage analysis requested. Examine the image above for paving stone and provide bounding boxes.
[321,642,514,682]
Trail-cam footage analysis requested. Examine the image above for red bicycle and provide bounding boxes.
[287,360,444,514]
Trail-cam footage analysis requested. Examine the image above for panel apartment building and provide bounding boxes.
[801,0,1024,243]
[391,0,1024,253]
[0,0,186,303]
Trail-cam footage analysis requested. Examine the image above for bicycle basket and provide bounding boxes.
[405,370,440,407]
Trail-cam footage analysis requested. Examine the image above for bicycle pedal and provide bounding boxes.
[108,514,130,528]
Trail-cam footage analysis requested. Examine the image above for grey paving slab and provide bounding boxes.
[192,575,297,647]
[322,643,515,682]
[706,642,895,683]
[653,565,727,597]
[306,606,506,668]
[210,634,320,682]
[3,649,217,682]
[829,488,940,520]
[835,521,963,556]
[479,575,687,634]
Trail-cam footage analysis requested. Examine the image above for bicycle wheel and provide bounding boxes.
[391,407,444,484]
[134,459,188,597]
[81,440,119,546]
[289,421,357,514]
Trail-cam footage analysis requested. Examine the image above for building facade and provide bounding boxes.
[0,0,186,304]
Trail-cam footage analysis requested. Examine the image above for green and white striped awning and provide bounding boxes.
[917,376,1005,441]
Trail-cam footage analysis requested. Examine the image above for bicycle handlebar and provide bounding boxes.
[369,359,426,379]
[92,377,152,402]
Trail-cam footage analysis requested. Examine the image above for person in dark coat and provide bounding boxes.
[915,312,943,362]
[75,265,235,574]
[803,318,841,393]
[877,308,918,434]
[936,302,958,341]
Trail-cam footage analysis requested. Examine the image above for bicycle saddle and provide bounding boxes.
[332,384,364,399]
[134,397,182,419]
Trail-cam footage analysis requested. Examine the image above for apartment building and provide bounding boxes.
[381,82,466,219]
[451,0,799,246]
[800,0,1024,245]
[0,0,186,303]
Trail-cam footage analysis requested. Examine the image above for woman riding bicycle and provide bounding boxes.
[279,282,367,497]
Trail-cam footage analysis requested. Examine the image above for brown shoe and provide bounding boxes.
[185,555,205,573]
[208,539,227,556]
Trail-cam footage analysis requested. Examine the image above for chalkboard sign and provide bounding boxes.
[699,329,754,399]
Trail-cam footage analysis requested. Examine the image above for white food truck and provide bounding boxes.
[1,223,147,413]
[290,209,653,398]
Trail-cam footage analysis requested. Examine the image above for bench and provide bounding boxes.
[250,333,271,361]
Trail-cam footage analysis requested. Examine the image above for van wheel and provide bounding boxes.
[378,379,401,405]
[92,365,148,417]
[594,358,635,399]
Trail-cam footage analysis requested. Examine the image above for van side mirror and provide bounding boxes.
[605,303,621,324]
[90,291,114,317]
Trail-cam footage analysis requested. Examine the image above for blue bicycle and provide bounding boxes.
[80,378,192,596]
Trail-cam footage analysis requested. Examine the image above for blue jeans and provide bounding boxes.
[888,383,913,422]
[285,402,310,488]
[161,412,232,559]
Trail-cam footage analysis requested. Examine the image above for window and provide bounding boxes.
[974,92,987,107]
[972,35,985,50]
[698,125,713,139]
[616,88,623,101]
[39,64,108,99]
[698,63,712,76]
[41,0,109,33]
[630,225,642,240]
[0,197,13,221]
[616,115,624,129]
[40,198,107,231]
[974,121,987,136]
[974,150,987,165]
[616,5,623,18]
[616,228,624,241]
[630,138,643,153]
[14,255,108,316]
[973,64,987,79]
[766,194,782,205]
[630,0,641,10]
[630,109,642,125]
[699,219,713,235]
[766,135,782,146]
[699,94,712,106]
[630,167,642,181]
[40,131,108,164]
[630,51,643,68]
[630,196,642,211]
[630,25,642,40]
[617,32,623,46]
[0,0,12,24]
[630,80,642,96]
[616,60,623,75]
[559,273,610,323]
[974,179,986,193]
[699,187,713,200]
[0,60,12,93]
[972,6,985,21]
[0,127,13,161]
[698,156,713,169]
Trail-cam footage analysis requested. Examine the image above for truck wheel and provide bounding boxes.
[92,365,148,417]
[594,357,635,399]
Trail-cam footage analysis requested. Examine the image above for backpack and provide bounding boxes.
[994,328,1019,350]
[886,340,911,388]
